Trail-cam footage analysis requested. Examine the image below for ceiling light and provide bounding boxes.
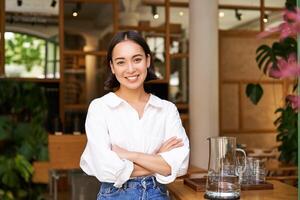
[179,11,184,16]
[51,0,57,7]
[263,13,269,23]
[219,11,225,18]
[17,0,22,6]
[72,3,81,17]
[72,12,78,17]
[235,9,242,21]
[152,6,159,20]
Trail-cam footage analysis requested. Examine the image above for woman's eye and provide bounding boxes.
[134,58,142,63]
[117,61,125,65]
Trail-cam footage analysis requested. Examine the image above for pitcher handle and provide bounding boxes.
[236,148,247,173]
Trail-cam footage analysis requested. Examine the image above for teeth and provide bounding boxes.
[127,75,138,80]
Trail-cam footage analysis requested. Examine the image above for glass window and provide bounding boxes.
[5,32,59,78]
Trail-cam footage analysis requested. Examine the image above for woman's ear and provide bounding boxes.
[110,61,115,74]
[147,54,151,68]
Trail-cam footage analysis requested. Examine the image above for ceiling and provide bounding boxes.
[5,0,287,30]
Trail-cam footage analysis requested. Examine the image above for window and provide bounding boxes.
[5,32,59,78]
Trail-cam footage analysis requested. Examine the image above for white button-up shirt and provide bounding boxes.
[80,92,190,188]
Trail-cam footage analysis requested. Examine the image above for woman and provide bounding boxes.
[80,31,190,200]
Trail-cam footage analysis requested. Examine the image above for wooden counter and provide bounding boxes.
[167,180,298,200]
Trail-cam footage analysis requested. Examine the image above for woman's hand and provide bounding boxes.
[157,136,184,154]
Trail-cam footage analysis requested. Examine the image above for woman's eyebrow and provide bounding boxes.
[114,57,125,61]
[132,54,143,58]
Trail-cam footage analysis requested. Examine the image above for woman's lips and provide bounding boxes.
[126,75,139,81]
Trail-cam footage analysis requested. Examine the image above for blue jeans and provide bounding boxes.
[97,176,169,200]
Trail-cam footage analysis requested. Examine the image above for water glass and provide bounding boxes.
[239,157,266,184]
[253,159,266,183]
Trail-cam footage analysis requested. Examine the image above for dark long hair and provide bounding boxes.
[104,31,158,91]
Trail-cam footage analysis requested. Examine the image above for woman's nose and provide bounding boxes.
[127,62,135,72]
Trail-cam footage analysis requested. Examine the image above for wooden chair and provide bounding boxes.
[265,159,298,187]
[32,135,88,200]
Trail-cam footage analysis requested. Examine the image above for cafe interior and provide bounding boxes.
[0,0,298,199]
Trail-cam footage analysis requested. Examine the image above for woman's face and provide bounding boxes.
[110,40,150,91]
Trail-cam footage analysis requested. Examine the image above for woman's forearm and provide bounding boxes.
[112,144,172,176]
[129,152,171,176]
[131,164,153,177]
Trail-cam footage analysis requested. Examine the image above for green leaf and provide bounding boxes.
[2,170,20,188]
[246,84,263,105]
[14,155,33,182]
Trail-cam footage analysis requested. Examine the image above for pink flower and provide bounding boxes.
[284,8,300,22]
[269,54,300,78]
[286,95,300,110]
[257,9,300,40]
[257,22,299,40]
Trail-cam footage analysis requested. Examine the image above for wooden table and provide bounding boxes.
[167,180,298,200]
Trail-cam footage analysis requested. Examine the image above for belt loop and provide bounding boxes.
[122,181,127,190]
[152,176,157,188]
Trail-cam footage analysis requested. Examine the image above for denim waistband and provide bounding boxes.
[124,176,160,189]
[102,176,163,190]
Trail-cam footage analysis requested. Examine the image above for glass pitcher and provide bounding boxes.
[205,137,246,200]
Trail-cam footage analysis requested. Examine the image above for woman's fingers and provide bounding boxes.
[158,137,184,153]
[164,138,183,149]
[163,136,177,145]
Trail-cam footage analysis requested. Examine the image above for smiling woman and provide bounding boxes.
[80,31,190,200]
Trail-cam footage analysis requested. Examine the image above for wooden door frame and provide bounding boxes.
[0,0,4,75]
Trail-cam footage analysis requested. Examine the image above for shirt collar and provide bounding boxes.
[102,92,123,108]
[148,94,164,108]
[103,92,163,109]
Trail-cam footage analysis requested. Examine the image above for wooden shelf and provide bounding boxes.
[147,79,169,84]
[0,77,60,83]
[176,103,189,110]
[119,25,165,33]
[64,104,88,112]
[171,53,188,59]
[64,69,86,74]
[64,50,107,56]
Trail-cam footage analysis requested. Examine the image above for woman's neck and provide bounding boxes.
[115,87,148,103]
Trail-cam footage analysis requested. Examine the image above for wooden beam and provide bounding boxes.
[142,0,283,11]
[113,0,119,33]
[219,4,283,11]
[64,50,107,56]
[119,25,165,33]
[165,0,170,83]
[260,0,265,31]
[0,0,4,76]
[222,129,277,134]
[59,0,65,125]
[0,77,60,83]
[64,0,113,3]
[222,79,284,84]
[143,0,188,8]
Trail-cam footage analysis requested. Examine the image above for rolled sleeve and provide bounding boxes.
[113,159,134,187]
[80,100,134,187]
[155,103,190,184]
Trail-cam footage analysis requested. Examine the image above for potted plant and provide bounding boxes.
[0,80,48,200]
[246,0,298,166]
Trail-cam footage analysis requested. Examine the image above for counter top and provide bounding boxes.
[167,180,298,200]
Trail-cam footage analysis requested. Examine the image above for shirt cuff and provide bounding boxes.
[155,153,178,184]
[113,159,134,188]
